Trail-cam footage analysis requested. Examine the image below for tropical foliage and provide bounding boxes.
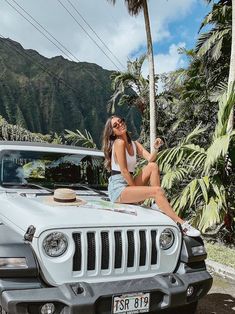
[108,55,149,114]
[109,55,158,146]
[157,89,235,234]
[0,115,66,145]
[65,129,97,149]
[0,115,48,142]
[196,0,232,63]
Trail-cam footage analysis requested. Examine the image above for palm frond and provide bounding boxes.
[204,134,230,173]
[211,181,227,206]
[210,37,223,60]
[198,198,222,232]
[214,87,235,138]
[183,124,207,144]
[64,129,97,149]
[196,28,230,59]
[161,168,188,189]
[157,127,207,175]
[209,81,228,102]
[198,177,209,204]
[189,179,200,207]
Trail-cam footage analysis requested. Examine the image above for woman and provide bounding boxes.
[102,115,200,237]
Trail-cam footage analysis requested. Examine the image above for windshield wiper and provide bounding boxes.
[54,183,107,196]
[1,182,53,193]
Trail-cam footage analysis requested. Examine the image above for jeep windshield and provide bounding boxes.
[0,149,108,191]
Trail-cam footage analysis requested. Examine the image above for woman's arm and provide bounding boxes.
[114,139,136,186]
[135,138,163,162]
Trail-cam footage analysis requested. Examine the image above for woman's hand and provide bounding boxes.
[154,138,164,150]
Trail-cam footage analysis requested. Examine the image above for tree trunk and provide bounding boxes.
[227,0,235,132]
[142,0,157,152]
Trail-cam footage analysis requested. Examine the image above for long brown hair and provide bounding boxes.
[102,116,131,171]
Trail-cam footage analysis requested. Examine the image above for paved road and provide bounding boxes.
[197,275,235,314]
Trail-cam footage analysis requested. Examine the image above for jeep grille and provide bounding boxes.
[72,227,159,276]
[38,226,180,285]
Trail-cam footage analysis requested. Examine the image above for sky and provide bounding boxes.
[0,0,211,76]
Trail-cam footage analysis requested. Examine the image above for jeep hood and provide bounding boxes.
[0,192,177,237]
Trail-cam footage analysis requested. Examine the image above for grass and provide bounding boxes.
[205,242,235,269]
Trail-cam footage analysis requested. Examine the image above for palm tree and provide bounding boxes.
[227,0,235,132]
[106,0,157,151]
[108,54,149,114]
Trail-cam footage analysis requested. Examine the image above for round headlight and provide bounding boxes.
[43,232,68,257]
[160,228,175,250]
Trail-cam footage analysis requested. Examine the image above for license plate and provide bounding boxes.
[112,292,150,314]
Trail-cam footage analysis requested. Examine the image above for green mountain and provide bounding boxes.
[0,38,141,145]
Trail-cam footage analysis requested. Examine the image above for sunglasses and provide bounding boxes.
[112,118,125,129]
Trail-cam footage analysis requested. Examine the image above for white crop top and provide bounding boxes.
[111,141,137,173]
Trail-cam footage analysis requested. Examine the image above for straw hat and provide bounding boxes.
[45,188,86,206]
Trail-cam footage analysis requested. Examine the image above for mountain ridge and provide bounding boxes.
[0,37,141,144]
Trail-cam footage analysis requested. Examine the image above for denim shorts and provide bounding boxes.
[108,174,128,203]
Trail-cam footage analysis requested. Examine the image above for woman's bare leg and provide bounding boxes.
[134,162,160,186]
[118,186,184,224]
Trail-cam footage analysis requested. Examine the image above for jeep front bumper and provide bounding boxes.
[1,270,212,314]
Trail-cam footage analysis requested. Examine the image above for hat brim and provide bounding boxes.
[44,196,86,206]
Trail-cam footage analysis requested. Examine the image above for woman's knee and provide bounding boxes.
[148,162,159,173]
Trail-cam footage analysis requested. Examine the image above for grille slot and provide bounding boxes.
[139,230,147,266]
[151,230,157,265]
[101,232,109,269]
[127,231,135,267]
[114,231,122,268]
[72,233,82,271]
[87,232,96,270]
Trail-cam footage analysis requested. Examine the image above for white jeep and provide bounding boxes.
[0,141,212,314]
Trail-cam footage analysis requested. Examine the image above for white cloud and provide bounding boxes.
[1,0,198,71]
[141,42,186,79]
[155,42,186,74]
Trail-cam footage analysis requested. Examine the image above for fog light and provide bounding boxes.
[187,285,194,297]
[41,303,55,314]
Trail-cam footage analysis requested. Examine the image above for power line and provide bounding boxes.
[57,0,121,71]
[5,0,124,71]
[5,0,78,63]
[65,0,125,70]
[9,0,81,63]
[0,35,78,95]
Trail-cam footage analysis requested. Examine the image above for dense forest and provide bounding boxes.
[0,38,141,145]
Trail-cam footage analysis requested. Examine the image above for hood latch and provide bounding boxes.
[24,225,36,242]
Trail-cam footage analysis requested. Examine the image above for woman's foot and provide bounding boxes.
[178,221,201,237]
